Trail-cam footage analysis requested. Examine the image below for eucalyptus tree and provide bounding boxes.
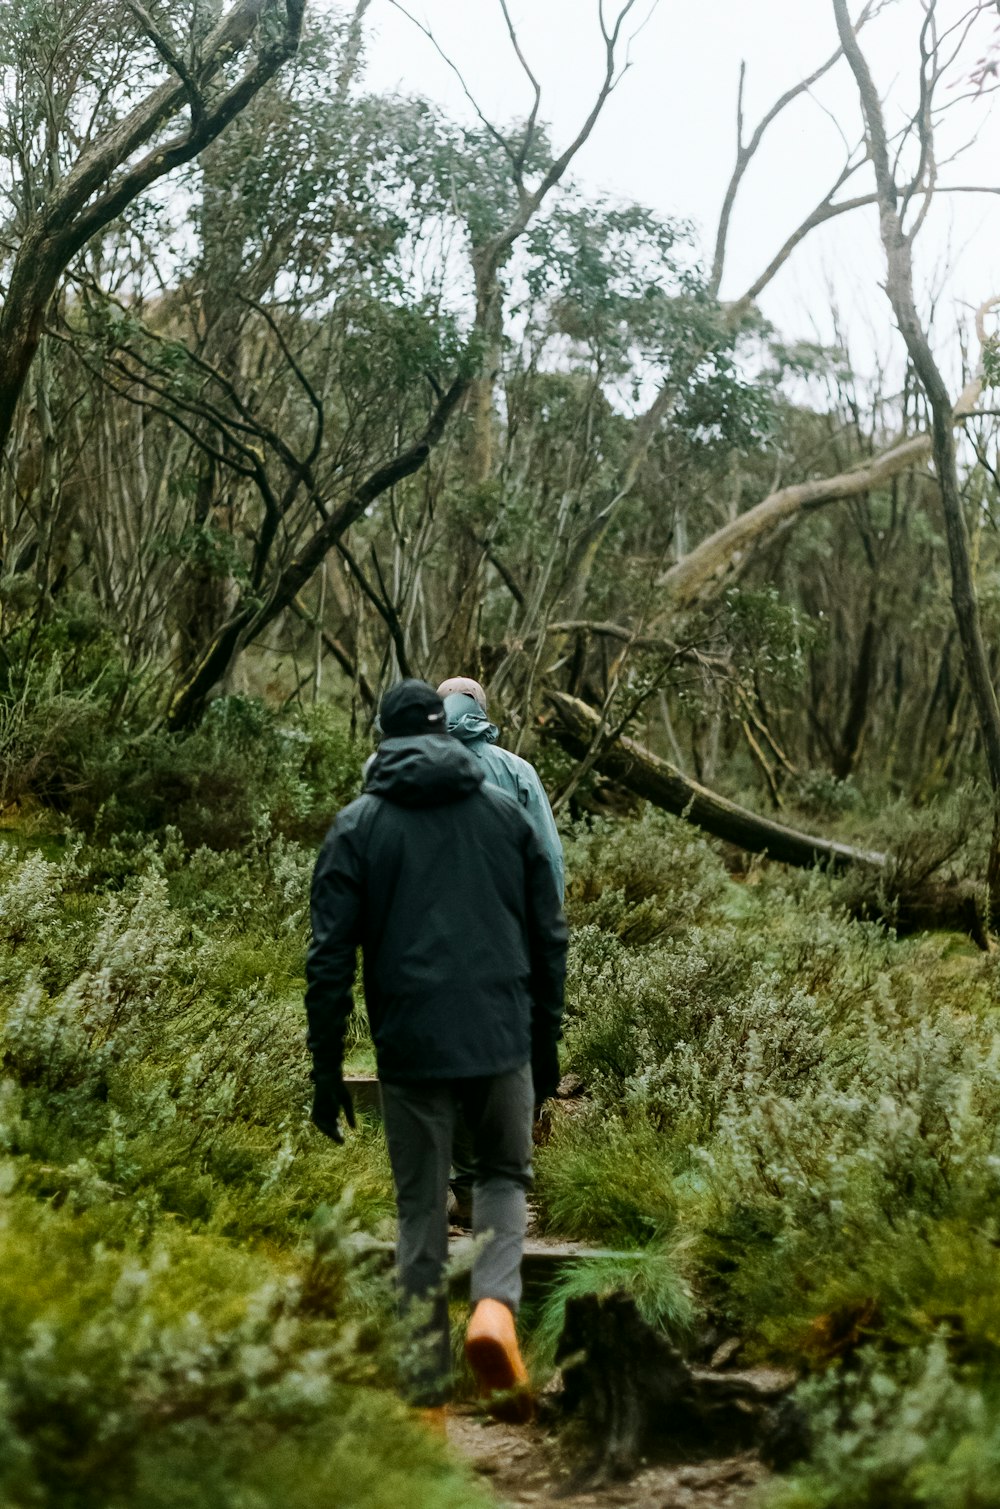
[44,2,649,728]
[0,0,306,461]
[532,4,1000,793]
[833,0,1000,885]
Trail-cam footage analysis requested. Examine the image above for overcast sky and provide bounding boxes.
[355,0,999,384]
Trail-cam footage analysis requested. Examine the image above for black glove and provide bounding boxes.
[311,1071,356,1144]
[531,1038,560,1109]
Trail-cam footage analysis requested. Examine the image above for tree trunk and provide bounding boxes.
[834,594,878,778]
[555,1293,798,1483]
[833,0,1000,895]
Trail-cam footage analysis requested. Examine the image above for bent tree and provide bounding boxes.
[0,0,307,457]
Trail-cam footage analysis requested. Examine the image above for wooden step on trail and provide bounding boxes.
[345,1230,643,1293]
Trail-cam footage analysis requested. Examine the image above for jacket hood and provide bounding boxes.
[443,692,499,746]
[365,733,485,808]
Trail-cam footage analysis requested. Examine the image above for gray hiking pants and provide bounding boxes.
[380,1062,534,1403]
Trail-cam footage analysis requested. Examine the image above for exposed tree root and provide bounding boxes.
[554,1293,800,1484]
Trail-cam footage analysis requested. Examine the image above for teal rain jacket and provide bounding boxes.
[443,693,564,901]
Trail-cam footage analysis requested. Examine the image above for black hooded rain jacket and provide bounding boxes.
[305,734,567,1084]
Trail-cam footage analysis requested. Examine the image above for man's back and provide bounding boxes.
[441,691,564,900]
[307,732,565,1084]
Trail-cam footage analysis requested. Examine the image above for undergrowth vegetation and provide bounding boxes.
[0,825,484,1508]
[532,806,1000,1505]
[4,725,1000,1504]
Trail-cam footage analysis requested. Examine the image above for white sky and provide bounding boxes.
[356,0,1000,385]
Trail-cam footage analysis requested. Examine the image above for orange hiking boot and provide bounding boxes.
[465,1298,533,1422]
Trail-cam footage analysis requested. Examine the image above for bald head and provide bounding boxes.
[436,676,487,712]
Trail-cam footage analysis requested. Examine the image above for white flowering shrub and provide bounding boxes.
[564,810,728,945]
[0,1183,483,1509]
[6,800,1000,1503]
[535,808,1000,1496]
[762,1339,1000,1508]
[0,834,467,1509]
[0,841,67,946]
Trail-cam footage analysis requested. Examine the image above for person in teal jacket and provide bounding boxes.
[437,676,565,1227]
[437,677,564,902]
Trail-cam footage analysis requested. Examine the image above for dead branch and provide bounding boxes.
[710,1,876,297]
[548,688,884,868]
[657,366,985,612]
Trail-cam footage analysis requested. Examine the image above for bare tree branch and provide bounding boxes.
[121,0,207,128]
[497,0,542,182]
[709,0,876,297]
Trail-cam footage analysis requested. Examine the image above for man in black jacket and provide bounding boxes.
[305,679,567,1412]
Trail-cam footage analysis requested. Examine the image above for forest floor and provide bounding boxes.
[447,1409,768,1508]
[436,1193,780,1507]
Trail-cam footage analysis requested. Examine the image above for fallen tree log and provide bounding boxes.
[548,690,885,869]
[546,691,989,945]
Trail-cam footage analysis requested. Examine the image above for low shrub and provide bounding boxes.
[0,1182,485,1509]
[7,776,1000,1504]
[762,1340,1000,1509]
[71,697,363,849]
[528,1245,695,1376]
[831,784,989,923]
[533,1109,678,1246]
[789,768,861,822]
[564,810,727,945]
[0,829,487,1508]
[542,803,1000,1503]
[2,616,364,849]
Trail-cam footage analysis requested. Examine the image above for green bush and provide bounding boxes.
[529,1245,695,1376]
[831,784,988,921]
[534,1109,679,1246]
[0,831,487,1508]
[2,610,364,849]
[762,1341,1000,1509]
[8,776,1000,1505]
[0,839,393,1239]
[564,809,727,945]
[0,597,129,811]
[0,1184,485,1509]
[70,697,363,849]
[543,805,1000,1499]
[789,769,861,821]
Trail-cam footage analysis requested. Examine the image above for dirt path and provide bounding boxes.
[447,1408,768,1509]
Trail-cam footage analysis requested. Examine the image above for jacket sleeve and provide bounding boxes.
[521,765,565,903]
[524,823,568,1048]
[305,811,365,1079]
